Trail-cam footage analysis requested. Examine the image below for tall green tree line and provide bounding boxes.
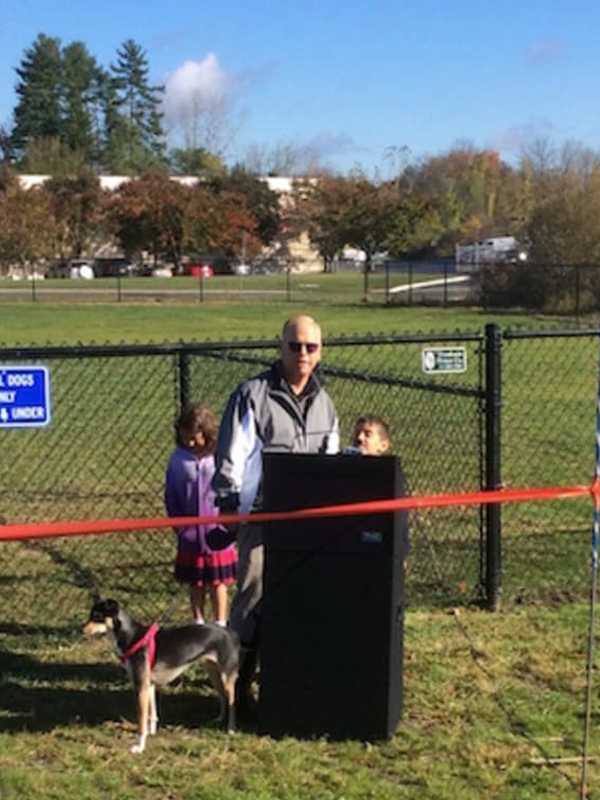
[10,34,166,173]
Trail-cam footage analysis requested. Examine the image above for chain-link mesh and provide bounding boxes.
[501,330,597,603]
[1,334,487,630]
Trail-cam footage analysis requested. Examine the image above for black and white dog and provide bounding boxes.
[83,598,239,753]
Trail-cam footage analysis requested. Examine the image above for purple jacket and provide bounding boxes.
[164,448,223,554]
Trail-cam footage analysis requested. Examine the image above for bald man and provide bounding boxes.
[211,315,339,715]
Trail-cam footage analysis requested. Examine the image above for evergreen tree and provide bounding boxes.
[11,34,63,157]
[61,42,103,161]
[108,39,166,172]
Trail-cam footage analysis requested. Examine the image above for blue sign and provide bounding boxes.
[0,366,51,428]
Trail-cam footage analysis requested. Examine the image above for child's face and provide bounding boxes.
[184,428,208,455]
[352,423,389,456]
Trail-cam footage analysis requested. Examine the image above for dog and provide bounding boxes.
[83,598,240,753]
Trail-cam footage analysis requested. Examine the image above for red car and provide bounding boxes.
[186,263,214,278]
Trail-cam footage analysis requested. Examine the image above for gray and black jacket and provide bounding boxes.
[212,362,339,513]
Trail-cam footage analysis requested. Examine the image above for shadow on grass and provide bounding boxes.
[0,649,225,735]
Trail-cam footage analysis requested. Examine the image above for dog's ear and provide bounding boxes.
[104,599,120,617]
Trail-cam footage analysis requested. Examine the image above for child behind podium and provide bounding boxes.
[350,415,391,456]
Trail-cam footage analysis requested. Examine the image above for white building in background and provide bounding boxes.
[455,236,528,273]
[16,174,323,272]
[18,174,297,194]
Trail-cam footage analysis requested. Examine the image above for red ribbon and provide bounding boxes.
[0,483,593,543]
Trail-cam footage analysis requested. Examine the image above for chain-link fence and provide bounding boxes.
[479,263,600,316]
[500,329,598,604]
[3,263,600,314]
[2,326,598,631]
[1,333,488,629]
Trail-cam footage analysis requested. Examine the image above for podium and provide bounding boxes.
[259,452,409,740]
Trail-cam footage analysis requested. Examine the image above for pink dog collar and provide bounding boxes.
[121,623,159,669]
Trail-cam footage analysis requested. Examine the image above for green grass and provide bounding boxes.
[1,288,599,797]
[0,603,597,799]
[0,297,545,345]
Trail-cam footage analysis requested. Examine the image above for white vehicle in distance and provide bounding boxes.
[152,266,173,278]
[48,259,94,278]
[233,263,251,276]
[71,261,95,280]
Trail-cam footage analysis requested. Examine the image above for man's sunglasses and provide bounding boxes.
[287,341,320,354]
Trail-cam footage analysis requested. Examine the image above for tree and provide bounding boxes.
[107,39,166,172]
[526,168,600,264]
[11,34,63,157]
[340,178,401,270]
[209,166,281,246]
[242,140,328,177]
[107,173,182,266]
[169,147,225,177]
[184,185,260,262]
[297,174,443,271]
[0,179,57,275]
[400,145,520,253]
[19,137,88,177]
[0,124,15,165]
[61,42,103,160]
[43,170,106,259]
[294,176,353,271]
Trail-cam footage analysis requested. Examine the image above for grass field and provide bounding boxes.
[1,601,596,799]
[1,291,599,799]
[0,294,548,345]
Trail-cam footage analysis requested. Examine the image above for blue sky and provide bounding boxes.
[0,0,598,173]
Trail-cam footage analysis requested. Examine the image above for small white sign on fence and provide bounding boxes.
[422,347,467,374]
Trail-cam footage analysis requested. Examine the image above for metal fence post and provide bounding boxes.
[178,350,191,412]
[443,261,448,307]
[385,261,390,304]
[484,323,503,610]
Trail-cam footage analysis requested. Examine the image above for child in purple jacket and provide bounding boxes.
[165,403,237,625]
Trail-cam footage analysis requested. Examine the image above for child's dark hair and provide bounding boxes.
[175,403,219,451]
[354,415,391,442]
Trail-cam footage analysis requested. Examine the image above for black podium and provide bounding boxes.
[259,452,409,740]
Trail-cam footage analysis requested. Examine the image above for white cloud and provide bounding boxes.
[163,53,231,128]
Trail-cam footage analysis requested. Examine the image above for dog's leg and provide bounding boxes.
[148,684,158,736]
[204,661,228,727]
[131,674,151,754]
[222,671,238,734]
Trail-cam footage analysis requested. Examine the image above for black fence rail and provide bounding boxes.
[1,332,490,628]
[1,325,598,630]
[479,262,600,317]
[2,262,599,314]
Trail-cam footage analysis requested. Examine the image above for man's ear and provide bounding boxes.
[379,439,390,454]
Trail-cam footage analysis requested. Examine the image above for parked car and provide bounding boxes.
[152,266,173,278]
[47,259,95,279]
[186,254,233,275]
[233,263,251,276]
[185,262,214,278]
[93,257,135,277]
